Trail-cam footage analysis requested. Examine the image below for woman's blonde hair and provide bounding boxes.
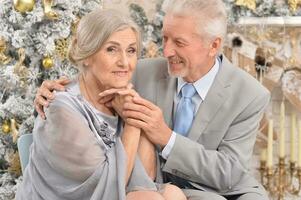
[68,9,141,69]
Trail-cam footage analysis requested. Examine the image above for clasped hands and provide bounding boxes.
[98,84,172,148]
[34,77,172,148]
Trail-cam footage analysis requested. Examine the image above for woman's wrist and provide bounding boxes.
[123,123,140,132]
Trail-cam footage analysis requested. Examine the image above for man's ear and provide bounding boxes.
[209,37,222,57]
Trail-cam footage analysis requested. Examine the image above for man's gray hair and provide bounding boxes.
[69,9,141,69]
[162,0,227,45]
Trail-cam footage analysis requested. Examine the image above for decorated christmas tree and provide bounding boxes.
[129,0,164,58]
[0,0,102,198]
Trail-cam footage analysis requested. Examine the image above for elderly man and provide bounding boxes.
[34,0,270,199]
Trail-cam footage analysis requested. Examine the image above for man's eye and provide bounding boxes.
[176,41,184,47]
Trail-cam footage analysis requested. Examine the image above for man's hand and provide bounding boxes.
[34,77,70,119]
[123,97,172,148]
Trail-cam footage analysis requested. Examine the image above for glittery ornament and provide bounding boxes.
[235,0,256,11]
[42,56,54,69]
[13,0,35,13]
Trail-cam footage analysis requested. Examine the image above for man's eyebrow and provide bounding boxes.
[174,37,189,43]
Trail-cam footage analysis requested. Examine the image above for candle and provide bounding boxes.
[260,148,267,162]
[259,69,263,84]
[279,101,285,158]
[290,113,296,163]
[298,120,301,168]
[267,119,273,168]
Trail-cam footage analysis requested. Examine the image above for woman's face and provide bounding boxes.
[85,28,138,89]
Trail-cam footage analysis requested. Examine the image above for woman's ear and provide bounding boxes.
[83,57,91,67]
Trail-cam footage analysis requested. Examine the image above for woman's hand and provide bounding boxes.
[98,84,139,120]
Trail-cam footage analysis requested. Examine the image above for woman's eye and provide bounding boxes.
[128,48,137,54]
[107,47,116,52]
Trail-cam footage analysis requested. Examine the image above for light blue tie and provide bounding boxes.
[174,83,196,136]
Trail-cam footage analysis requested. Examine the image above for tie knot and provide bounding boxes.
[181,83,196,98]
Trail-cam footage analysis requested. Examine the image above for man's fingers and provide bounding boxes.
[123,103,152,116]
[126,118,147,130]
[132,97,157,110]
[42,80,65,91]
[36,105,46,120]
[123,110,151,122]
[38,87,55,100]
[35,95,49,107]
[56,76,71,85]
[34,99,46,119]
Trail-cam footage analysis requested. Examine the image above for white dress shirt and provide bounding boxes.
[161,58,220,159]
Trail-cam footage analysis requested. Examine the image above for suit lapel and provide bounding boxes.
[156,76,177,128]
[188,80,230,140]
[188,55,232,141]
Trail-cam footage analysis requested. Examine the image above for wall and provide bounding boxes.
[103,0,161,19]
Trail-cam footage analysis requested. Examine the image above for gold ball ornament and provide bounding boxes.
[235,0,256,11]
[2,123,10,134]
[288,0,301,12]
[13,0,35,13]
[42,57,54,69]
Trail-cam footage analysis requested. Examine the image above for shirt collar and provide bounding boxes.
[177,57,220,100]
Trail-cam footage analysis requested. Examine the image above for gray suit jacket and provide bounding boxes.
[132,55,270,196]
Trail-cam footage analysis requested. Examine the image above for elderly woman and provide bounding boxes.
[16,9,185,200]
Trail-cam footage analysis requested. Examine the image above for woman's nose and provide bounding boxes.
[117,52,129,67]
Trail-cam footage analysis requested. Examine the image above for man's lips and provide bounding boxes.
[169,60,183,64]
[112,71,128,76]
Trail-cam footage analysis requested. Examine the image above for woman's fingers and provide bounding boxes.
[98,94,115,104]
[117,89,139,97]
[99,88,139,105]
[98,88,122,98]
[126,83,133,89]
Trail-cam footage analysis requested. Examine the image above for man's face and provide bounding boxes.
[163,14,216,82]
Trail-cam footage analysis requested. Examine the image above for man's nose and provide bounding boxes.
[163,42,176,58]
